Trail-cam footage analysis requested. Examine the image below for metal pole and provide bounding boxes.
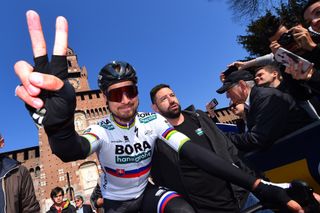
[66,172,73,200]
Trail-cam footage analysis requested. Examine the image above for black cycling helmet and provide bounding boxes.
[98,61,138,92]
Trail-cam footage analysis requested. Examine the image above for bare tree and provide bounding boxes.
[227,0,307,21]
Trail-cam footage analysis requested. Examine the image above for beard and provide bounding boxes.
[159,104,181,119]
[107,100,139,123]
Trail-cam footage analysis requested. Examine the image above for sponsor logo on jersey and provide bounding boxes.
[134,127,139,137]
[83,128,92,134]
[110,140,123,143]
[115,141,152,164]
[138,112,157,123]
[144,130,153,136]
[195,128,204,136]
[99,119,115,130]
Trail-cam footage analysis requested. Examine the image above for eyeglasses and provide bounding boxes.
[75,199,81,202]
[105,85,138,103]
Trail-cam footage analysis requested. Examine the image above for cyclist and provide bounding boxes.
[15,10,312,213]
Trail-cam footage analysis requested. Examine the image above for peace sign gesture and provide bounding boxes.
[14,10,76,127]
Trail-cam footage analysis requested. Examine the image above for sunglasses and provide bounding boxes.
[105,85,138,102]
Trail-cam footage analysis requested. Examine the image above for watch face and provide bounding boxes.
[69,78,80,89]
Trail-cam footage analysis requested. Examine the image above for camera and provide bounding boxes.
[277,31,295,47]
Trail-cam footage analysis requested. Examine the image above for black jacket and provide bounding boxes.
[151,108,253,212]
[77,204,93,213]
[0,156,40,213]
[46,200,76,213]
[226,86,315,152]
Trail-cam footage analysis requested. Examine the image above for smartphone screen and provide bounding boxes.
[206,98,218,118]
[274,47,313,73]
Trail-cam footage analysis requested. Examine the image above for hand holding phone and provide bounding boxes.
[274,47,313,73]
[206,98,218,118]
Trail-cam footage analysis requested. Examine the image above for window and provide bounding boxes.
[58,169,64,175]
[59,176,65,181]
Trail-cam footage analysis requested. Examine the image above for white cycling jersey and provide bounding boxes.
[81,112,190,201]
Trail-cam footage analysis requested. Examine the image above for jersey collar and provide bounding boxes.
[111,114,136,129]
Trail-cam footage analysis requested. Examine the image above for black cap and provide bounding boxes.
[216,70,254,94]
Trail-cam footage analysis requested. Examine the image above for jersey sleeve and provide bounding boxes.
[151,113,190,152]
[81,124,105,155]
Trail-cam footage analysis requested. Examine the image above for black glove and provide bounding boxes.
[26,55,76,127]
[287,180,320,212]
[253,181,291,209]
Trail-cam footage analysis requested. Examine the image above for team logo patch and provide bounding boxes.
[195,128,204,136]
[99,120,115,130]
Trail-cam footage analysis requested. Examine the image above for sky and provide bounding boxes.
[0,0,250,152]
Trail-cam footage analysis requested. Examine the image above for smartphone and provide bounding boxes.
[206,98,218,118]
[274,47,313,73]
[209,98,218,108]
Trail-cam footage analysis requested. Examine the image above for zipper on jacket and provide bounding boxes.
[1,165,19,213]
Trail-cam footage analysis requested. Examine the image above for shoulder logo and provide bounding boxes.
[99,120,115,130]
[83,128,92,134]
[195,128,204,136]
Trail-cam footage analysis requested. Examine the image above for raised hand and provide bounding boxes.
[14,10,76,127]
[291,25,317,52]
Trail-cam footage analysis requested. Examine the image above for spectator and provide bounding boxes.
[75,195,93,213]
[216,70,315,152]
[150,84,271,213]
[284,0,320,93]
[303,0,320,36]
[254,63,282,88]
[0,133,40,213]
[255,63,319,119]
[47,187,76,213]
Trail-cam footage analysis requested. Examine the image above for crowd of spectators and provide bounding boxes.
[213,0,320,153]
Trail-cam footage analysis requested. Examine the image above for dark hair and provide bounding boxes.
[264,14,282,40]
[281,13,301,29]
[150,84,171,104]
[302,0,320,17]
[255,62,282,81]
[75,195,83,202]
[256,62,281,73]
[50,186,64,199]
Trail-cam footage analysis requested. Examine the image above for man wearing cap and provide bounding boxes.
[217,70,315,152]
[0,133,40,212]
